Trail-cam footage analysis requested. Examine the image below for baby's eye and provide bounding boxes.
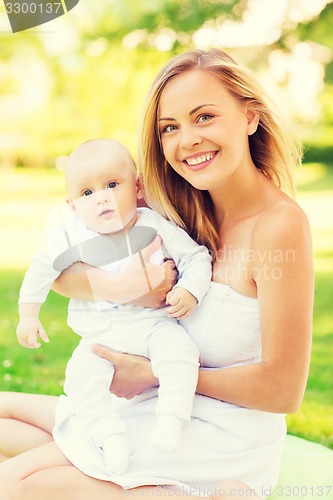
[82,189,93,197]
[107,181,118,189]
[197,114,213,123]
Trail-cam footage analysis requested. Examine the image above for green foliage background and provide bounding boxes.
[1,0,333,165]
[0,0,332,450]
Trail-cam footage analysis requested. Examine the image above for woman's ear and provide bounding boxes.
[246,106,259,136]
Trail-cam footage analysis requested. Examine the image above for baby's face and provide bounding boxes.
[66,145,141,234]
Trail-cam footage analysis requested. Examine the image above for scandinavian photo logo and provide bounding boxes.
[3,0,80,33]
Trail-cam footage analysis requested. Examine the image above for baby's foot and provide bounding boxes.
[103,433,132,475]
[149,414,183,453]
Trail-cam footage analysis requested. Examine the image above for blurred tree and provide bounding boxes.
[296,1,333,52]
[1,0,333,167]
[82,0,246,46]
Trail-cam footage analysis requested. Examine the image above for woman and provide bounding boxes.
[0,49,313,499]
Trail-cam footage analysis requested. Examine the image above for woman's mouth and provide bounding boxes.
[182,151,218,171]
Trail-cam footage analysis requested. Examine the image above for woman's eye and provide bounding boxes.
[82,189,93,197]
[108,182,118,189]
[198,114,213,123]
[161,124,178,134]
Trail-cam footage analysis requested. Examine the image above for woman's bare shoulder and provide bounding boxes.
[253,192,311,248]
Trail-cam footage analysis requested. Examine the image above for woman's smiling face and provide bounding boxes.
[158,69,257,192]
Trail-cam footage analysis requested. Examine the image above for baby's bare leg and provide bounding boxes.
[0,391,57,460]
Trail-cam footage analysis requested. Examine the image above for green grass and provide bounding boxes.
[0,164,332,448]
[287,270,333,448]
[0,270,78,395]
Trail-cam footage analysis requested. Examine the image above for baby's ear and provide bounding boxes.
[55,155,69,171]
[66,197,76,213]
[136,175,144,200]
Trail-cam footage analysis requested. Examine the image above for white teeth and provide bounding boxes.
[186,153,214,166]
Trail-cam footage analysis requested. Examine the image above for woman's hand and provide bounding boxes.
[127,258,177,308]
[92,344,159,399]
[117,236,177,306]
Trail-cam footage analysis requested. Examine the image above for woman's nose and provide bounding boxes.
[179,126,202,149]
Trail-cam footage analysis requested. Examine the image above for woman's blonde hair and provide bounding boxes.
[139,49,302,257]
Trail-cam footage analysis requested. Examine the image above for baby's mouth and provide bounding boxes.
[99,209,114,218]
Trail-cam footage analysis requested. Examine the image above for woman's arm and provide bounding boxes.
[52,237,177,308]
[198,205,314,413]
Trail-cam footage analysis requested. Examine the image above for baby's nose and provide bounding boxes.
[96,189,110,203]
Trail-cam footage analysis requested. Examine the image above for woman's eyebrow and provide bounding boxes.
[189,104,216,115]
[158,116,176,122]
[159,103,217,122]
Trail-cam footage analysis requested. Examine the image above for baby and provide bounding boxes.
[17,139,212,475]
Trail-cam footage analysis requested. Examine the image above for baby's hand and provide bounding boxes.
[16,317,49,349]
[165,287,197,320]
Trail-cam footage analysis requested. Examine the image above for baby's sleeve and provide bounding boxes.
[18,247,59,304]
[152,212,212,305]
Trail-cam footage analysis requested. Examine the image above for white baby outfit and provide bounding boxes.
[54,282,286,498]
[19,207,212,469]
